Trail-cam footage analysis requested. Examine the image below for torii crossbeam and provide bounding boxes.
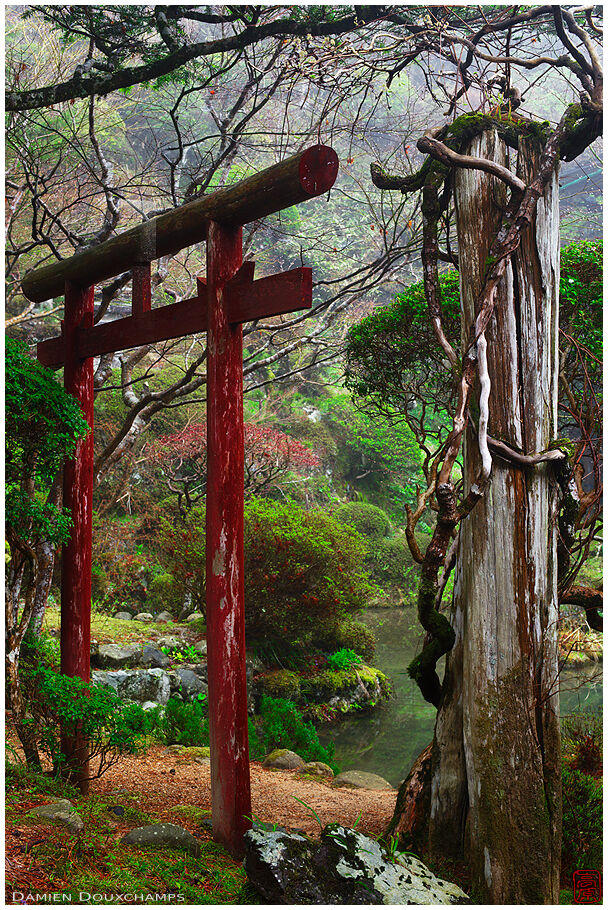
[26,146,339,857]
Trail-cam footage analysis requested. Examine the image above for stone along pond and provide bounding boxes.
[319,607,603,787]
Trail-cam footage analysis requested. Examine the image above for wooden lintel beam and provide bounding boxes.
[36,266,312,367]
[22,146,338,303]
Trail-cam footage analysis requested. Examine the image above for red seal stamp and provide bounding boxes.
[573,870,602,904]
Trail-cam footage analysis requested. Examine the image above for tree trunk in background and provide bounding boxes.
[428,131,561,903]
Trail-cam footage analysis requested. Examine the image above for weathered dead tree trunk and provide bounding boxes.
[428,131,561,903]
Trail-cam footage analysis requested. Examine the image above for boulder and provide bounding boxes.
[333,770,393,790]
[299,761,334,779]
[114,612,132,621]
[132,612,154,623]
[155,611,174,624]
[93,643,141,670]
[243,824,470,904]
[27,800,84,835]
[121,823,201,858]
[141,645,171,669]
[185,612,205,624]
[262,749,305,770]
[91,670,129,692]
[157,636,185,651]
[176,668,208,701]
[141,701,162,712]
[192,640,207,657]
[166,670,182,698]
[118,669,171,706]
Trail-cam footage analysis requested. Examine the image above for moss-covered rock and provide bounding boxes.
[258,669,301,700]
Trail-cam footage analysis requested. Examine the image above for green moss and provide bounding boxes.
[171,804,212,824]
[563,103,584,134]
[259,670,301,700]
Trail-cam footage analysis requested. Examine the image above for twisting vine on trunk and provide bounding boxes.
[373,103,590,706]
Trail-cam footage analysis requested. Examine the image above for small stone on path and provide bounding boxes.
[27,799,84,835]
[121,823,202,857]
[333,770,394,790]
[299,761,334,779]
[262,749,304,770]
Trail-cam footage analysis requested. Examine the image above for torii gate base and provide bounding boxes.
[32,146,339,858]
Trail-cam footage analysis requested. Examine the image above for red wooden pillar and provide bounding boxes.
[60,280,95,792]
[205,221,252,856]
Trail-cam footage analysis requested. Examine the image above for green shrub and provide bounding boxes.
[333,619,375,661]
[259,670,301,700]
[147,572,182,616]
[157,506,207,613]
[158,695,209,747]
[244,499,375,650]
[561,767,602,871]
[368,535,419,589]
[255,695,338,772]
[333,502,391,540]
[21,630,60,671]
[562,712,603,776]
[158,498,377,653]
[23,665,154,776]
[327,648,363,671]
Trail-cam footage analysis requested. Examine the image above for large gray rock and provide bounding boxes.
[27,800,84,835]
[243,825,469,904]
[262,749,304,770]
[141,644,171,669]
[94,643,141,670]
[114,612,132,621]
[132,612,154,623]
[118,669,171,705]
[154,611,174,624]
[91,670,129,692]
[333,770,393,790]
[176,668,208,701]
[121,823,201,857]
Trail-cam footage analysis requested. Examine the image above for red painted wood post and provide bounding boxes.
[60,280,95,793]
[132,262,151,315]
[205,221,252,857]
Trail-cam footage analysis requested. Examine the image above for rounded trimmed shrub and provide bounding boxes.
[333,502,391,540]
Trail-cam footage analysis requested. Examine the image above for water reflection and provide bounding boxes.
[319,607,603,787]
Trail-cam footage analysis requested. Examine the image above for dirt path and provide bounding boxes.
[96,746,397,837]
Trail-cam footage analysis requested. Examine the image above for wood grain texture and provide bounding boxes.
[37,267,312,367]
[22,146,338,302]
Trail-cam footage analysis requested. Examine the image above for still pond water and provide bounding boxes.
[319,607,603,787]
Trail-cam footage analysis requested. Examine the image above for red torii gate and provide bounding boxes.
[25,146,339,856]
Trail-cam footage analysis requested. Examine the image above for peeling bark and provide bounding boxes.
[428,132,561,903]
